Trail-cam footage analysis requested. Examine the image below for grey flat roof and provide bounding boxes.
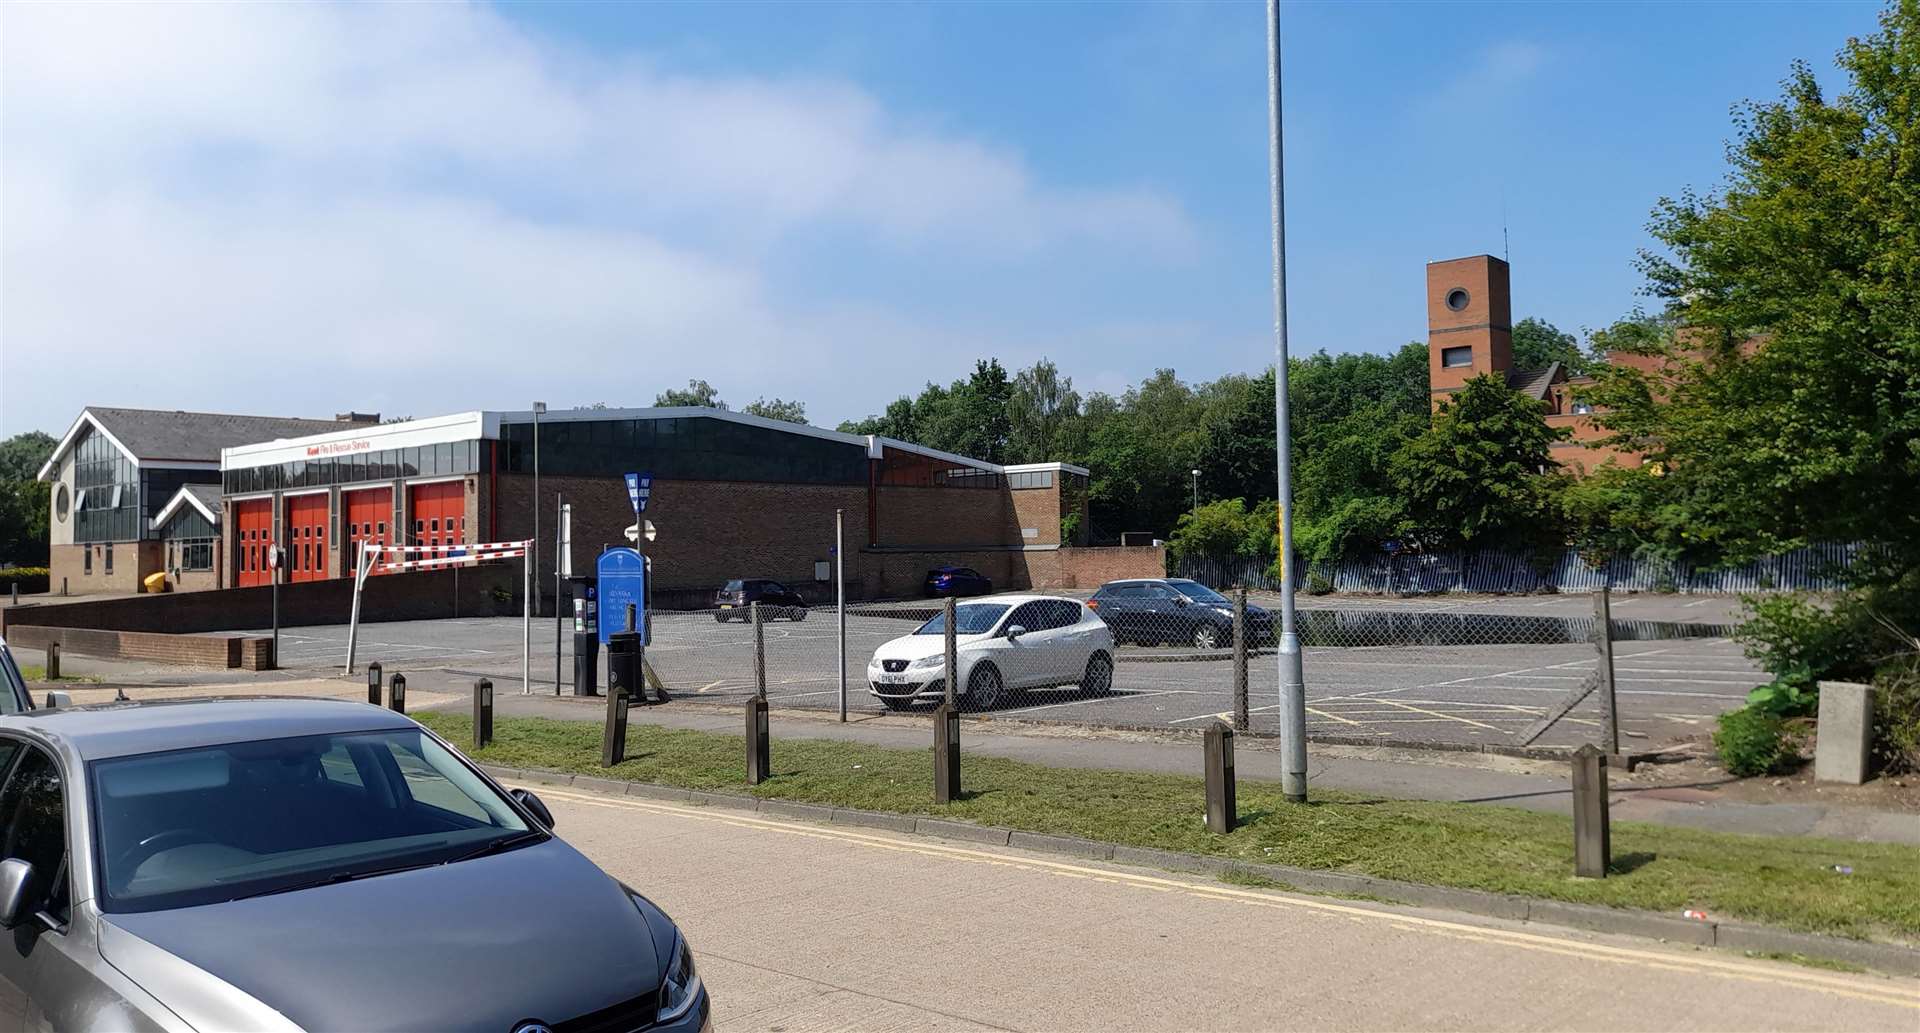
[11,698,417,760]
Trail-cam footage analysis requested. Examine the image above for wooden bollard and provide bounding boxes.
[388,673,406,715]
[746,695,770,784]
[1205,722,1237,834]
[933,702,960,804]
[45,642,60,681]
[1572,743,1610,878]
[366,662,384,706]
[472,677,494,749]
[601,682,630,767]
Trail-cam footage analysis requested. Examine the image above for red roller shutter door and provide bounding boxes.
[285,493,330,583]
[407,482,465,555]
[343,488,393,575]
[234,499,273,588]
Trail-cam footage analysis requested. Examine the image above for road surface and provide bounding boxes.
[535,784,1919,1032]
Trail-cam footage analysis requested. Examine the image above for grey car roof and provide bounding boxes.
[4,698,417,760]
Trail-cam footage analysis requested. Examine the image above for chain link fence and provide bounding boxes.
[634,587,1758,753]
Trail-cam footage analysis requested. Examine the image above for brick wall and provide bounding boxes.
[1010,487,1062,546]
[1,563,520,637]
[1028,545,1167,589]
[874,486,1016,548]
[6,625,273,669]
[171,568,222,594]
[48,541,164,596]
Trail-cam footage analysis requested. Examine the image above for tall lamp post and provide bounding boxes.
[1267,0,1308,802]
[532,401,546,625]
[1191,468,1201,516]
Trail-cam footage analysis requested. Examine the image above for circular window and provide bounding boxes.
[1446,288,1471,312]
[54,484,69,522]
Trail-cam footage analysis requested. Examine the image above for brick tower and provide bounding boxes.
[1427,255,1513,407]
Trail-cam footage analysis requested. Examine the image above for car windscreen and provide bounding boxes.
[1168,580,1230,605]
[914,603,1010,636]
[89,728,535,914]
[0,647,27,714]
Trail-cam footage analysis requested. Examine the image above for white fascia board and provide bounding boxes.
[36,409,140,481]
[149,485,221,530]
[872,437,1000,473]
[222,412,486,471]
[1001,462,1091,477]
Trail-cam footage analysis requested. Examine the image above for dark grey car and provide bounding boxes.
[0,696,709,1032]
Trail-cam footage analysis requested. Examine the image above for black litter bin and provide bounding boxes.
[607,630,641,701]
[570,576,600,696]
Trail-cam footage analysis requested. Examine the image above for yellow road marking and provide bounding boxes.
[528,785,1920,1011]
[1304,706,1369,727]
[1374,698,1510,732]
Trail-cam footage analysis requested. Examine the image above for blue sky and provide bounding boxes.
[0,1,1880,436]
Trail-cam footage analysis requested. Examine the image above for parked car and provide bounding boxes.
[0,698,710,1033]
[1088,578,1274,649]
[867,594,1114,711]
[923,565,993,597]
[713,578,808,622]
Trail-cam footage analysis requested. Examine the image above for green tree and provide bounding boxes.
[0,431,56,567]
[1007,358,1082,463]
[1390,374,1568,549]
[742,397,807,424]
[1510,317,1589,375]
[1588,1,1920,572]
[655,380,727,409]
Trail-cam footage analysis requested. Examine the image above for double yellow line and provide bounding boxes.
[530,785,1920,1012]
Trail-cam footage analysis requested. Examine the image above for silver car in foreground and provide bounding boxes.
[0,696,709,1032]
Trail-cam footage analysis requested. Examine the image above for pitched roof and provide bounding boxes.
[39,407,376,479]
[152,483,223,530]
[1506,362,1564,400]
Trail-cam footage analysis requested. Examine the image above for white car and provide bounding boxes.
[866,595,1115,711]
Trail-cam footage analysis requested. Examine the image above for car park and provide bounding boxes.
[1088,578,1273,649]
[713,578,808,622]
[867,594,1114,710]
[0,697,709,1033]
[922,566,993,598]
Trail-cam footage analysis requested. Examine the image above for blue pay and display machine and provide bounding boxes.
[597,547,646,646]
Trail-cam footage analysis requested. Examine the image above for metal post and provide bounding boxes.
[1594,588,1620,756]
[473,677,494,749]
[521,547,531,695]
[602,681,630,767]
[943,596,958,707]
[752,601,766,699]
[554,493,563,696]
[388,672,406,714]
[9,583,16,606]
[1204,722,1237,834]
[1232,588,1249,732]
[1572,744,1610,878]
[933,702,960,804]
[345,541,365,673]
[836,508,847,722]
[44,642,59,681]
[366,662,383,706]
[1267,0,1308,803]
[531,400,543,617]
[745,695,770,784]
[271,547,280,671]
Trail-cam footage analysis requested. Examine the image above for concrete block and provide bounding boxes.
[1007,831,1114,861]
[829,809,918,834]
[1526,899,1715,945]
[1815,681,1874,785]
[914,818,1012,847]
[625,783,694,804]
[520,769,575,787]
[1366,879,1531,921]
[1109,845,1228,876]
[1715,922,1920,977]
[758,800,837,824]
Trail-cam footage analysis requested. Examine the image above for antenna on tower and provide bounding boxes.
[1501,189,1510,264]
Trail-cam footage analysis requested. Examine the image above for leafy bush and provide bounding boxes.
[1872,656,1920,775]
[1306,571,1334,596]
[1713,706,1790,777]
[1736,593,1882,682]
[1743,669,1819,717]
[0,567,49,595]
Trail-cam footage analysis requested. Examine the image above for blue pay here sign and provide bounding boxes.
[597,547,646,646]
[625,471,653,516]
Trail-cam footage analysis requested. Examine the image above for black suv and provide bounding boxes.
[1087,578,1272,649]
[713,579,808,622]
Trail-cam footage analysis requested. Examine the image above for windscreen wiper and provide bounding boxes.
[227,858,438,902]
[445,829,545,865]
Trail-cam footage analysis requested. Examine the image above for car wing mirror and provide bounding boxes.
[511,788,555,830]
[42,691,72,710]
[0,859,33,929]
[1173,596,1189,607]
[1006,625,1026,640]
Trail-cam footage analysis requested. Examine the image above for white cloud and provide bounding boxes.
[0,1,1196,433]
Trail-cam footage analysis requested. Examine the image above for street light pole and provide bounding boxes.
[1191,468,1200,516]
[532,401,545,625]
[1267,0,1308,803]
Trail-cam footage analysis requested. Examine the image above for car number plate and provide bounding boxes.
[878,672,908,684]
[719,604,733,609]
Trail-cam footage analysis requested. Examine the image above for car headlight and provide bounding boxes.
[909,654,946,669]
[659,930,702,1023]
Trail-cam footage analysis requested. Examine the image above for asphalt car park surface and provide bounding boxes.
[262,600,1766,750]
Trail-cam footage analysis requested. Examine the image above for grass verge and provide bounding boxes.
[417,712,1920,942]
[18,665,100,683]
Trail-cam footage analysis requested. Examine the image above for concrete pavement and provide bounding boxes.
[536,783,1920,1032]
